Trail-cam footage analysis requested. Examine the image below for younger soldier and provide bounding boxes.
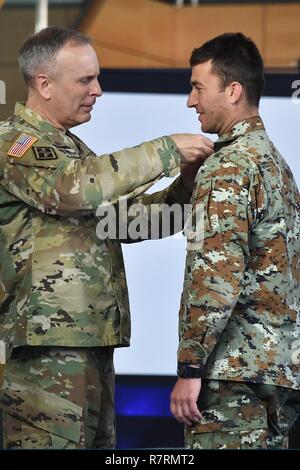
[170,32,300,449]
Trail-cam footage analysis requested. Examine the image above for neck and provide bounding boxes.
[26,95,66,131]
[219,106,259,136]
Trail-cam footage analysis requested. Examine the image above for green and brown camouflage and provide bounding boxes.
[0,103,181,214]
[178,116,300,389]
[0,102,189,363]
[185,379,300,449]
[0,346,115,448]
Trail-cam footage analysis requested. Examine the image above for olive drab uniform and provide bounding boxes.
[0,103,190,448]
[179,117,300,449]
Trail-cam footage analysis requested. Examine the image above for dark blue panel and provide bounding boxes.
[115,376,183,448]
[100,68,300,97]
[115,375,176,417]
[116,384,171,417]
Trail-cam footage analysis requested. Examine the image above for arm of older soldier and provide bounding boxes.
[1,134,213,215]
[119,138,214,242]
[116,176,193,243]
[170,163,254,425]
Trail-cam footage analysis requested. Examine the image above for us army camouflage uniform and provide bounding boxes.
[0,102,190,448]
[2,347,115,449]
[179,116,300,449]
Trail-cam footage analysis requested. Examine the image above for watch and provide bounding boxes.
[177,362,203,379]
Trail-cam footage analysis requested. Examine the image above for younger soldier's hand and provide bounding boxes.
[170,377,202,426]
[170,133,214,164]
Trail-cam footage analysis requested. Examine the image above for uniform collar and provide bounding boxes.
[214,116,265,153]
[14,102,69,147]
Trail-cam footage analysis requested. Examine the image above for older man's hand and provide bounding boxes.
[170,133,214,164]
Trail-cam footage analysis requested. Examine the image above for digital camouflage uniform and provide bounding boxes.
[179,116,300,449]
[2,346,116,449]
[0,102,190,448]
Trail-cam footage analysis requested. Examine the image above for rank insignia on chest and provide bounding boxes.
[7,133,38,158]
[33,147,58,160]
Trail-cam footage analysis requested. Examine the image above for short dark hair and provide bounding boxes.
[190,32,265,106]
[19,26,93,87]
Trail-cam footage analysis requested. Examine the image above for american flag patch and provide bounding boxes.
[7,133,38,158]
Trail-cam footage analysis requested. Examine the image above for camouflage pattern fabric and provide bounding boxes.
[179,116,300,388]
[186,379,300,449]
[0,102,190,362]
[0,346,115,449]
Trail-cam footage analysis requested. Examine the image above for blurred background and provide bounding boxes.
[0,0,300,449]
[1,0,300,118]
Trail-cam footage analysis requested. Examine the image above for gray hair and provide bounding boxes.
[19,26,93,87]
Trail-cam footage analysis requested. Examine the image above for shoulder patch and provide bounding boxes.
[33,147,58,161]
[7,133,38,158]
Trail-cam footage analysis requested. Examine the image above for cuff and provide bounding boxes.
[177,362,205,378]
[157,136,181,178]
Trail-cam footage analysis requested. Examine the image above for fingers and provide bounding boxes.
[195,136,214,157]
[170,401,191,426]
[170,397,202,426]
[189,401,202,422]
[169,133,215,162]
[189,134,214,152]
[200,135,214,149]
[201,143,214,156]
[170,377,202,426]
[185,136,214,162]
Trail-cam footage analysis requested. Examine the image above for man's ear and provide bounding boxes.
[227,81,243,104]
[35,73,52,100]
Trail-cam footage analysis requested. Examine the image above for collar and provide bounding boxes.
[214,116,265,153]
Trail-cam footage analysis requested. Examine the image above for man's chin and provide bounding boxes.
[83,112,92,122]
[68,114,91,128]
[199,119,207,133]
[75,113,92,126]
[200,124,214,134]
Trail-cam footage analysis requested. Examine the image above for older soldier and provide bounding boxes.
[0,27,214,449]
[170,32,300,449]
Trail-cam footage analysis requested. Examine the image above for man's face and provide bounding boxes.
[187,60,229,136]
[47,43,102,129]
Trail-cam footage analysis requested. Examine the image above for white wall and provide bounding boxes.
[75,93,300,375]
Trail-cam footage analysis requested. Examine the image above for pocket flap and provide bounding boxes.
[192,401,267,434]
[0,380,83,443]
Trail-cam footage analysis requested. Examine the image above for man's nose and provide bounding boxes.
[187,90,197,108]
[92,80,102,97]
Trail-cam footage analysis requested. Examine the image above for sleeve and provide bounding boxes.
[0,136,181,216]
[118,176,193,243]
[177,163,266,368]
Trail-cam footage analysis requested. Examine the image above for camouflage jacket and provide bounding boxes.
[179,116,300,389]
[0,103,189,361]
